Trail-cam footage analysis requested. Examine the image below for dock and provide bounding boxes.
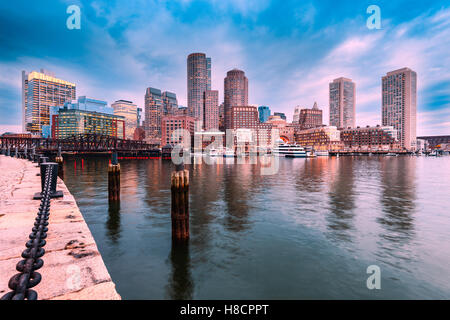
[0,155,120,300]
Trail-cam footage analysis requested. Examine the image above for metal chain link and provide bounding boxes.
[1,165,53,300]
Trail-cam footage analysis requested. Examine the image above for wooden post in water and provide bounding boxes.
[108,152,120,201]
[171,168,190,241]
[55,147,64,180]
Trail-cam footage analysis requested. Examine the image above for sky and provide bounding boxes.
[0,0,449,135]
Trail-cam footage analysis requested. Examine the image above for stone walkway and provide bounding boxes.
[0,155,120,300]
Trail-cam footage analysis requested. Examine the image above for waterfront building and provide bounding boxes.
[416,135,450,149]
[416,138,429,152]
[111,100,138,140]
[224,69,248,129]
[204,90,219,130]
[295,126,343,151]
[44,96,112,138]
[382,67,417,151]
[51,107,125,139]
[145,87,163,140]
[161,115,196,147]
[274,112,286,121]
[194,131,226,152]
[340,125,400,151]
[187,53,211,122]
[258,106,271,123]
[329,77,356,129]
[227,106,259,130]
[22,69,76,135]
[298,102,323,129]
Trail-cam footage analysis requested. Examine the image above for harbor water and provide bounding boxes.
[63,155,450,299]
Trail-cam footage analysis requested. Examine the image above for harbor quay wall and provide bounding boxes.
[0,155,120,300]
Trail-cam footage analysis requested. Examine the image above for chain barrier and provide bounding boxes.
[1,165,53,300]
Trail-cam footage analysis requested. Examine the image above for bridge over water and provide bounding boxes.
[0,134,160,156]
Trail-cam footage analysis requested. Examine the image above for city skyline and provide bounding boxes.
[0,1,449,136]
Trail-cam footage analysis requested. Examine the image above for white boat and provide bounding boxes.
[223,148,235,158]
[385,153,398,157]
[273,143,307,158]
[207,148,223,157]
[315,150,329,157]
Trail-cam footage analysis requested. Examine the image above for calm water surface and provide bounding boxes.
[63,156,450,299]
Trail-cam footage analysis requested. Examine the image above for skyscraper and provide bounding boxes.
[112,100,138,140]
[224,69,248,129]
[187,53,211,123]
[258,106,271,123]
[145,87,163,139]
[204,90,219,130]
[298,102,323,130]
[382,67,417,150]
[329,77,355,129]
[162,91,178,115]
[206,57,212,91]
[293,106,301,123]
[22,69,76,135]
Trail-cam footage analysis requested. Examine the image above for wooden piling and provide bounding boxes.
[55,156,64,180]
[171,169,190,241]
[108,163,121,201]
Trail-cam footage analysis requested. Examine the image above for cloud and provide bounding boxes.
[0,0,449,137]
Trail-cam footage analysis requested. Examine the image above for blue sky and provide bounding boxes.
[0,0,449,135]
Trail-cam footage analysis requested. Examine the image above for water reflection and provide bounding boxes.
[222,161,253,233]
[326,157,356,242]
[106,200,121,243]
[377,157,417,267]
[166,243,194,299]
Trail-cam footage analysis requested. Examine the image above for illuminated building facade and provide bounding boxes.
[22,69,76,135]
[112,100,138,140]
[51,108,125,139]
[295,126,343,151]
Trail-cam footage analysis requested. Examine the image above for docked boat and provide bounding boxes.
[223,148,235,158]
[315,150,329,157]
[385,153,398,157]
[273,143,307,158]
[204,148,222,157]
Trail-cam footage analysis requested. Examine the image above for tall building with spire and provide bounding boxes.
[382,67,417,151]
[224,69,248,129]
[298,102,323,130]
[22,69,76,135]
[187,53,211,124]
[329,77,355,129]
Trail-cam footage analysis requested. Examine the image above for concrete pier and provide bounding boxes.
[0,155,120,300]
